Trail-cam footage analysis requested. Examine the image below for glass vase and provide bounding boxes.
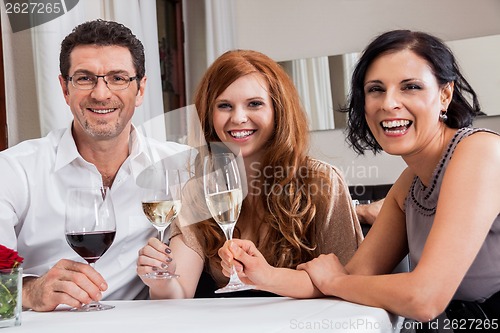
[0,267,22,328]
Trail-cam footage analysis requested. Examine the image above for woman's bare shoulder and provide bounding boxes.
[458,130,500,153]
[388,167,414,210]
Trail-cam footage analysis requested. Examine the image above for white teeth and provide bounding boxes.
[230,130,254,138]
[385,128,407,135]
[381,120,410,128]
[91,108,114,114]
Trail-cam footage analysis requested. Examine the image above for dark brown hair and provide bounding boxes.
[60,19,145,82]
[343,29,481,154]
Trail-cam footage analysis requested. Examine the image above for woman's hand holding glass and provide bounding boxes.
[218,239,275,288]
[140,169,182,279]
[137,238,176,284]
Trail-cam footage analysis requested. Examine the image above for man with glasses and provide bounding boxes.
[0,19,189,311]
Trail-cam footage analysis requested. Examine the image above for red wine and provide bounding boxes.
[66,231,116,264]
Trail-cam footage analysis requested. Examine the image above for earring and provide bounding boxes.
[439,110,448,122]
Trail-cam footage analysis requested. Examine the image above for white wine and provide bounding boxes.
[142,200,182,228]
[205,189,242,225]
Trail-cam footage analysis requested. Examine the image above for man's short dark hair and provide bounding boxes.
[60,19,145,81]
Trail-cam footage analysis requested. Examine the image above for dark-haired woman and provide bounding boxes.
[224,31,500,326]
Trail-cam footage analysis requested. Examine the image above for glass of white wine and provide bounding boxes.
[141,169,182,279]
[203,153,255,293]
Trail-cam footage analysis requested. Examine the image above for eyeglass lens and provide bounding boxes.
[70,74,134,90]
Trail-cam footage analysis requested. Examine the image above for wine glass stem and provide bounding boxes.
[220,222,241,280]
[230,264,240,278]
[157,227,167,242]
[220,222,235,242]
[87,263,101,307]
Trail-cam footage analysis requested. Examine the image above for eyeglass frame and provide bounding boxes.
[66,72,139,91]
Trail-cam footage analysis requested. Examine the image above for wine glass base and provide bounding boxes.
[142,271,180,279]
[214,282,255,294]
[70,302,115,312]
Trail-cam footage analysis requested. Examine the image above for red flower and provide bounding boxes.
[0,244,24,270]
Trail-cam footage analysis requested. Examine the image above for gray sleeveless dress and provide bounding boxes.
[405,127,500,302]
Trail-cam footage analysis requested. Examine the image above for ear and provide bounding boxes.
[135,76,147,107]
[59,75,70,104]
[440,81,454,110]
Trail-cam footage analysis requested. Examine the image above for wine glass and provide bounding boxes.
[64,187,116,311]
[203,153,255,293]
[141,169,182,279]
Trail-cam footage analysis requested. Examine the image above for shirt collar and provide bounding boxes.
[128,125,155,180]
[54,123,150,175]
[54,123,81,172]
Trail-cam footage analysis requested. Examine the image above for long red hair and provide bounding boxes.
[193,50,330,275]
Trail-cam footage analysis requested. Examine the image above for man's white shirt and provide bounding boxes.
[0,123,194,300]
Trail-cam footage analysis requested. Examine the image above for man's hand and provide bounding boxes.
[356,199,384,225]
[23,259,107,312]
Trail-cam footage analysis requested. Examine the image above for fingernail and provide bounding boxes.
[152,267,158,271]
[100,283,107,290]
[166,257,173,262]
[165,248,172,254]
[161,263,168,269]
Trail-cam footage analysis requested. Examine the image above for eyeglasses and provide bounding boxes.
[67,73,138,91]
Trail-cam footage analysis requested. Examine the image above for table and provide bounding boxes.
[6,297,404,333]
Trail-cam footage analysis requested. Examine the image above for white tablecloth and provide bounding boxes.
[7,297,404,332]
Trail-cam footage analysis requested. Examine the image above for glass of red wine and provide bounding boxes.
[65,187,116,311]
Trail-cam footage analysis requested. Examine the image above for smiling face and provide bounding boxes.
[59,45,146,142]
[363,49,453,157]
[212,73,275,161]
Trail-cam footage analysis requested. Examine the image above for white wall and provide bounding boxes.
[447,35,500,117]
[232,0,500,62]
[183,0,500,120]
